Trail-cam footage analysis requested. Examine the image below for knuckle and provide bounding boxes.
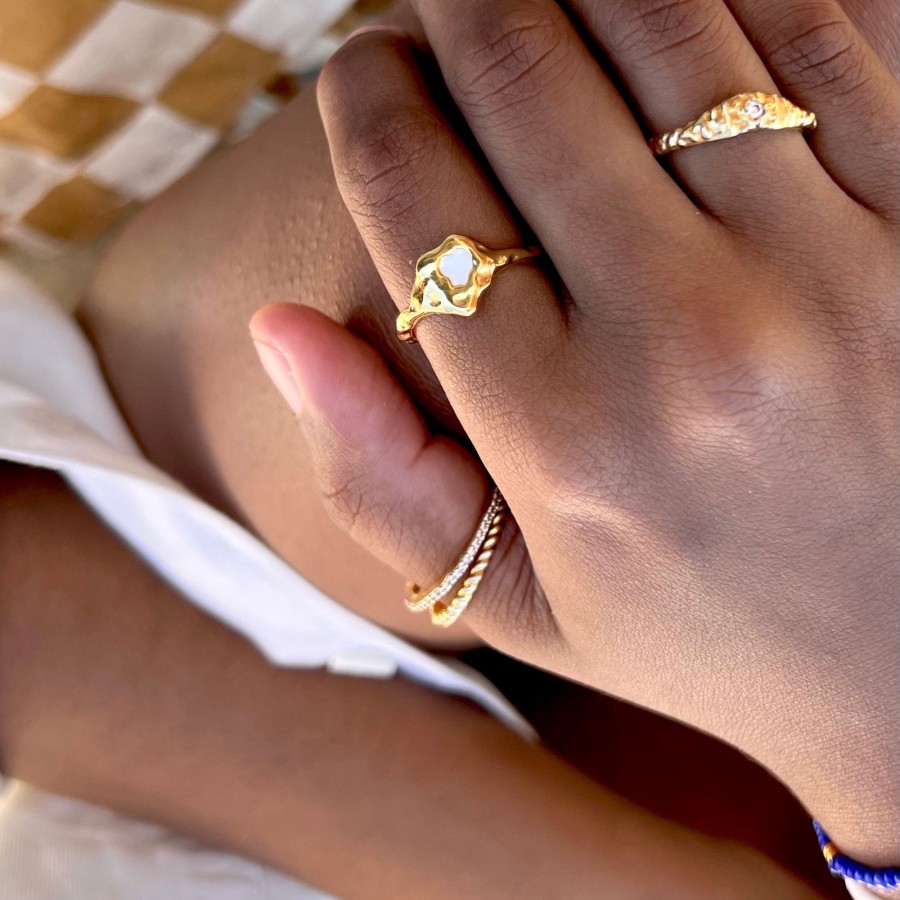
[313,450,408,555]
[317,471,367,537]
[690,361,792,435]
[451,3,567,116]
[317,31,442,228]
[817,249,900,363]
[603,0,728,66]
[338,103,442,226]
[318,31,385,114]
[655,333,812,452]
[766,13,869,97]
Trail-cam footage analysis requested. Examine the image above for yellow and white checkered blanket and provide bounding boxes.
[0,0,390,255]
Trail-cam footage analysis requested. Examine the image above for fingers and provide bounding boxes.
[406,0,694,286]
[566,0,839,224]
[250,304,488,592]
[249,303,557,651]
[317,28,567,483]
[839,0,900,79]
[726,0,900,219]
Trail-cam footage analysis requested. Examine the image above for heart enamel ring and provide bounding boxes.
[651,92,816,155]
[396,234,539,343]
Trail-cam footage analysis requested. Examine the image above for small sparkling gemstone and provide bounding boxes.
[746,99,765,120]
[437,246,475,287]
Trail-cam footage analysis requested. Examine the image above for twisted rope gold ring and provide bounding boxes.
[405,488,507,628]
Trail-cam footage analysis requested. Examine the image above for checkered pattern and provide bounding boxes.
[0,0,384,254]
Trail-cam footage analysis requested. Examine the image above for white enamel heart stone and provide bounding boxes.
[437,247,475,287]
[746,99,765,120]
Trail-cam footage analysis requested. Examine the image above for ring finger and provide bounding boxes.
[726,0,900,220]
[565,0,838,225]
[318,28,566,484]
[407,0,698,301]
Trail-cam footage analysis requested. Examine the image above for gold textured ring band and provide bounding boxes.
[405,488,507,628]
[650,92,816,156]
[431,502,506,628]
[397,234,539,343]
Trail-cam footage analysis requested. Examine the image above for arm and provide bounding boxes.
[0,464,819,898]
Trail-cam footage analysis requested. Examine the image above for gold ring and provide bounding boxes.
[651,92,816,156]
[396,234,539,343]
[405,488,507,628]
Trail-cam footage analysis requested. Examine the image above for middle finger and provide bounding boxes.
[409,0,697,299]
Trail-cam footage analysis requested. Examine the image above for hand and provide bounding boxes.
[251,0,900,864]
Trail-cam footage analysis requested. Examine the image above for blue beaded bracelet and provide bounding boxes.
[814,821,900,896]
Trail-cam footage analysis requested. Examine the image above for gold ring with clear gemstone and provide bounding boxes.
[650,92,816,156]
[396,235,539,343]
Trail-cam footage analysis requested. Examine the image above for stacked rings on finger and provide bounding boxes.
[650,92,816,155]
[405,488,507,628]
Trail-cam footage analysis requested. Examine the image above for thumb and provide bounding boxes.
[249,302,489,609]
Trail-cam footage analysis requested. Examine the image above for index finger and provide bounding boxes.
[317,28,568,485]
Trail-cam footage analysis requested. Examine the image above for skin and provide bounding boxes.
[79,0,898,648]
[256,0,899,869]
[77,66,840,888]
[81,82,463,649]
[78,0,898,883]
[0,463,826,898]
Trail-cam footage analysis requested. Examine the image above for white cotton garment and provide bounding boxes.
[0,783,336,900]
[0,262,532,898]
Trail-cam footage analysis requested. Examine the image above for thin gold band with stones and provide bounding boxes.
[405,488,507,628]
[650,92,816,156]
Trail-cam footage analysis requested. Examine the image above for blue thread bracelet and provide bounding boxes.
[814,821,900,895]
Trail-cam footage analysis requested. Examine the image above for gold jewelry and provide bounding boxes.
[396,234,539,343]
[405,488,508,628]
[651,92,816,156]
[431,503,506,628]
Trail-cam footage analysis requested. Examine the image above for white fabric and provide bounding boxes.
[0,784,335,900]
[0,62,37,118]
[0,262,531,896]
[85,106,219,201]
[845,879,891,899]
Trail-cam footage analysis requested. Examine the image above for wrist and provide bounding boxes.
[736,639,898,868]
[813,821,900,897]
[807,798,900,870]
[774,719,899,867]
